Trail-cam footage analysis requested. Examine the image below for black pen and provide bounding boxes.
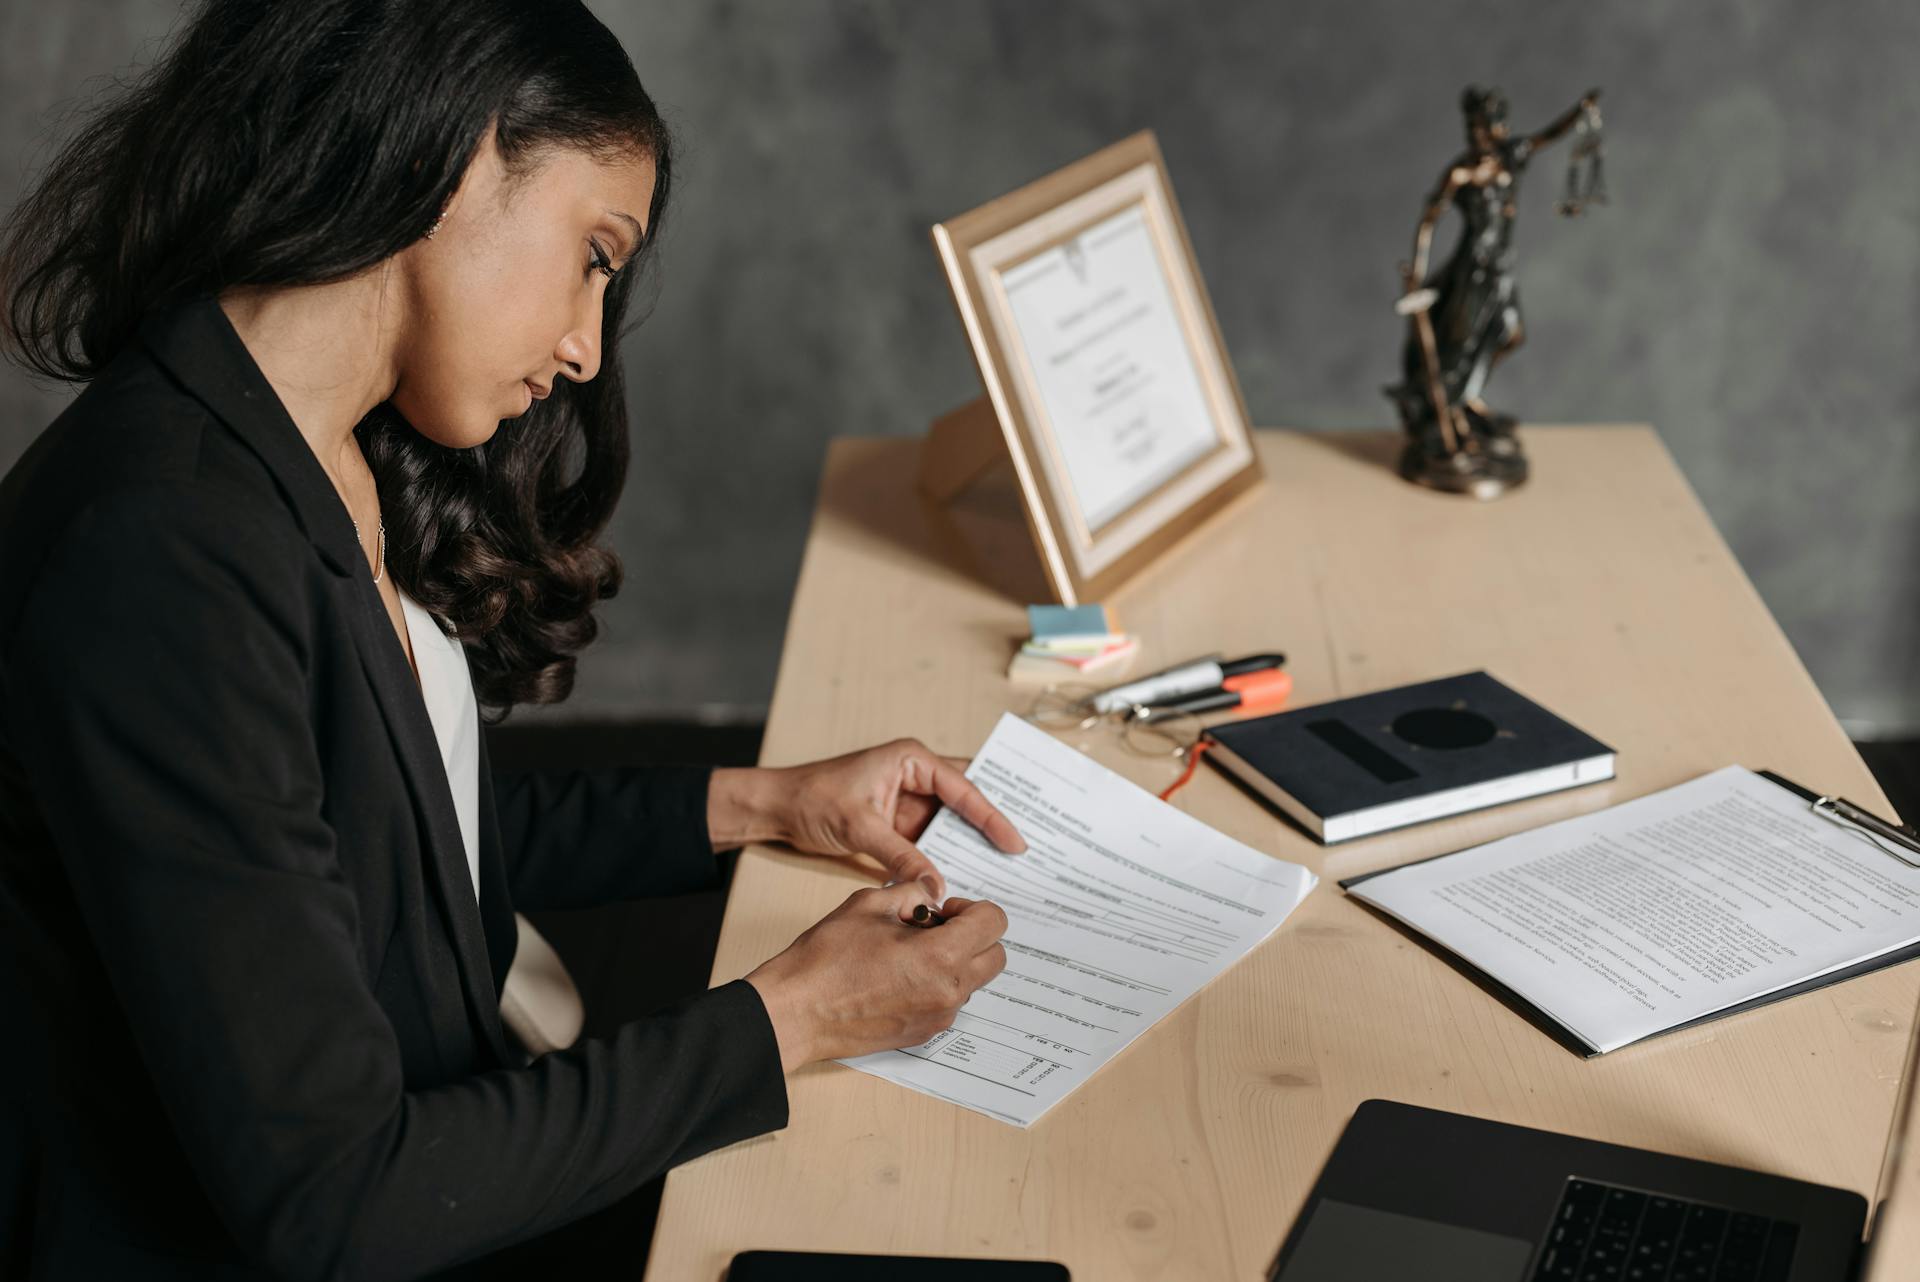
[1091,652,1286,714]
[1153,666,1294,716]
[911,903,947,928]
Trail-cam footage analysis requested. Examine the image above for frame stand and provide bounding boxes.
[916,396,1004,504]
[914,397,1052,603]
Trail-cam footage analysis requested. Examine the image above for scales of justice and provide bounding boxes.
[1386,84,1607,500]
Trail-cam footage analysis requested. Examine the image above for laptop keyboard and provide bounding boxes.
[1531,1178,1800,1281]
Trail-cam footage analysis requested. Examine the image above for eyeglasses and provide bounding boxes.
[1025,684,1213,802]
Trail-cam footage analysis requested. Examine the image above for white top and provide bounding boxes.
[397,587,481,905]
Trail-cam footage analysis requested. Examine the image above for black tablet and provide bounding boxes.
[728,1250,1070,1279]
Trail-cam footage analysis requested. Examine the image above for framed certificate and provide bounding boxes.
[929,130,1263,605]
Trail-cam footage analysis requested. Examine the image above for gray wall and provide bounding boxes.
[5,2,1917,734]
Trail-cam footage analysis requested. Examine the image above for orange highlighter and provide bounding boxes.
[1153,667,1293,716]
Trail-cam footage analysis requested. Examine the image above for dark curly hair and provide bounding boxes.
[0,0,674,723]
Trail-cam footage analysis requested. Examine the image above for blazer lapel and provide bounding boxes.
[337,580,514,1066]
[474,729,518,996]
[138,291,514,1067]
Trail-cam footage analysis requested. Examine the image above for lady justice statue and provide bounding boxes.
[1387,84,1605,498]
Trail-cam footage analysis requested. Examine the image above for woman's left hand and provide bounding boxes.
[708,738,1027,904]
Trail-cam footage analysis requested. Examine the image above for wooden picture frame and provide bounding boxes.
[926,129,1264,605]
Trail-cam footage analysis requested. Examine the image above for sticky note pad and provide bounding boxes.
[1026,603,1114,642]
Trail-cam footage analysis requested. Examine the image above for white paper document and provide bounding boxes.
[839,712,1316,1126]
[1348,765,1920,1053]
[1000,204,1221,531]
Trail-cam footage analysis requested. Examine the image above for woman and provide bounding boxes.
[0,3,1023,1278]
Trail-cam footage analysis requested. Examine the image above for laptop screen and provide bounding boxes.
[1271,1199,1534,1281]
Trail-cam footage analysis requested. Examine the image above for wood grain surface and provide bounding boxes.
[643,427,1919,1282]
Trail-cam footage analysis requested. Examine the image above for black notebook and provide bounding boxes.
[1203,671,1615,844]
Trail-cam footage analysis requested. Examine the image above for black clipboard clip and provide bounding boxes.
[1811,793,1920,868]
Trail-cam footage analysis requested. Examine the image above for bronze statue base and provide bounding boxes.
[1397,439,1528,500]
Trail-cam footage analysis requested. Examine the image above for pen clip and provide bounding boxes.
[1812,795,1920,869]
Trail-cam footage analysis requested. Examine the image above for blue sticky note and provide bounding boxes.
[1027,603,1111,640]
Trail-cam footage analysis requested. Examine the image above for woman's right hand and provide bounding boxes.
[744,884,1010,1072]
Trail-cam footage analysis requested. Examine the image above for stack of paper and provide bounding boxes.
[1007,603,1138,684]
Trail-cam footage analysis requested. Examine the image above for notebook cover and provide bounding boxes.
[1205,670,1613,824]
[1338,770,1920,1057]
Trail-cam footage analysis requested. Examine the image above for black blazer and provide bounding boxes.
[0,292,788,1280]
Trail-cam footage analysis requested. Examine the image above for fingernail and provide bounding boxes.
[920,875,941,900]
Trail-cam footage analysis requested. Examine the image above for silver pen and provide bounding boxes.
[1089,652,1287,715]
[1090,654,1223,714]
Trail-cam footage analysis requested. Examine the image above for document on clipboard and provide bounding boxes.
[1343,765,1920,1055]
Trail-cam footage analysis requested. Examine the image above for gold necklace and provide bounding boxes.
[349,516,386,583]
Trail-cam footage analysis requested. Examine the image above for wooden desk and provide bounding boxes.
[644,427,1919,1281]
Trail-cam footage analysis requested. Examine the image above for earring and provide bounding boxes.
[425,205,448,239]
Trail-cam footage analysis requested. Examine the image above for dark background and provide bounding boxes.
[4,0,1918,736]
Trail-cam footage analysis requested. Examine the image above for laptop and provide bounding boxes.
[1267,993,1920,1281]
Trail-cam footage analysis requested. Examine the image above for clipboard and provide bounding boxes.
[1338,768,1920,1058]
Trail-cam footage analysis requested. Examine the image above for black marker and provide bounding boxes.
[1091,652,1286,714]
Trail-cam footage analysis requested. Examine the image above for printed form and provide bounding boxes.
[1347,765,1920,1053]
[839,712,1316,1126]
